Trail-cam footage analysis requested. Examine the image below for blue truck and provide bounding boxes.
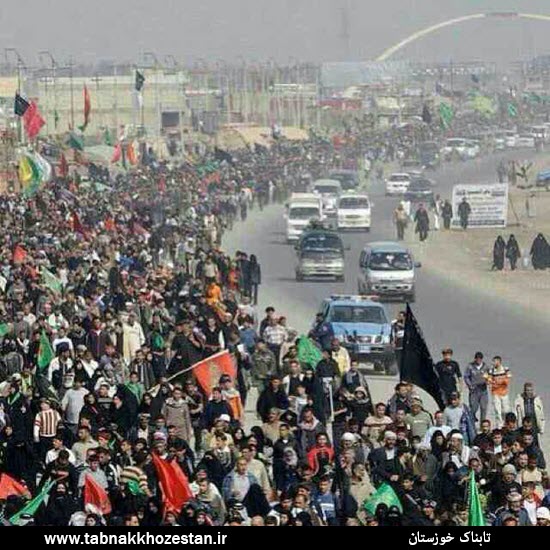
[314,295,396,375]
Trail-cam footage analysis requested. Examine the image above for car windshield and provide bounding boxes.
[447,139,465,146]
[389,175,409,182]
[410,180,430,190]
[301,234,342,250]
[314,185,340,195]
[339,197,369,209]
[329,305,387,324]
[420,142,438,153]
[289,207,319,220]
[368,252,413,271]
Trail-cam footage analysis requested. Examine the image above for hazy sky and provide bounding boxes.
[2,0,550,65]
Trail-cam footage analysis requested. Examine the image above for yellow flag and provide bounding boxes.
[18,156,33,184]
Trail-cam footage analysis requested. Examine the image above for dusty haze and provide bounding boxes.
[2,0,550,63]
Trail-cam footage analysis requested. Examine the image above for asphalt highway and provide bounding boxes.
[224,150,550,422]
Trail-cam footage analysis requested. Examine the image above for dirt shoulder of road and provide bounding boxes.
[406,155,550,324]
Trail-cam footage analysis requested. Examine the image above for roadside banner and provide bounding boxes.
[451,183,508,228]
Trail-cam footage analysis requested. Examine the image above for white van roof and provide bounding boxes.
[362,241,410,254]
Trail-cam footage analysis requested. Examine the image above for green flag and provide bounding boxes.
[0,323,11,338]
[364,483,403,515]
[508,103,518,117]
[37,330,55,371]
[468,470,485,526]
[104,128,114,146]
[9,480,55,525]
[27,155,42,183]
[41,267,63,294]
[439,102,454,129]
[126,479,145,496]
[297,336,323,369]
[67,132,84,151]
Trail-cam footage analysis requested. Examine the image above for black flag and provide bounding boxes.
[214,147,234,165]
[14,92,30,116]
[400,304,445,410]
[421,104,432,125]
[135,70,146,92]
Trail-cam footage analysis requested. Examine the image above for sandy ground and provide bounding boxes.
[406,183,550,325]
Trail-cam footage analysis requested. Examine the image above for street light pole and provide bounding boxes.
[144,52,162,139]
[5,49,26,143]
[165,55,185,155]
[68,57,75,129]
[39,51,57,133]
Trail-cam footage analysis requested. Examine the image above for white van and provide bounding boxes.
[357,241,420,302]
[311,179,342,217]
[385,173,411,196]
[285,193,323,243]
[505,130,518,148]
[532,125,548,143]
[337,193,371,231]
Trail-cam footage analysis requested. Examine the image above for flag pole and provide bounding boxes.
[69,58,75,130]
[149,350,233,396]
[113,64,118,137]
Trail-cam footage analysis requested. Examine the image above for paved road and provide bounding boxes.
[224,151,550,444]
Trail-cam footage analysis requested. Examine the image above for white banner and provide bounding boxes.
[452,183,509,228]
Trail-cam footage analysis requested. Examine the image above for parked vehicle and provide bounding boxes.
[516,133,536,148]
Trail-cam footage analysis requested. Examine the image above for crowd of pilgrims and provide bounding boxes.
[0,130,546,527]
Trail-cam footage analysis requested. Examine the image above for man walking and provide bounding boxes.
[434,348,462,404]
[414,204,430,242]
[485,356,512,429]
[463,352,490,423]
[458,197,472,230]
[393,204,408,241]
[514,382,545,439]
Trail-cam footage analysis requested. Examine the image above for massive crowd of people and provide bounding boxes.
[0,128,547,528]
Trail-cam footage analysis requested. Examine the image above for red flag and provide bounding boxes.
[0,473,30,500]
[104,216,115,232]
[158,174,166,194]
[22,101,45,139]
[111,143,122,164]
[83,474,112,515]
[151,454,192,514]
[12,244,27,264]
[126,142,137,165]
[59,153,69,178]
[71,211,87,236]
[192,350,237,396]
[83,85,91,128]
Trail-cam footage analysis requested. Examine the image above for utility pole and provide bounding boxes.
[5,49,25,143]
[144,52,162,140]
[165,55,185,156]
[112,64,119,138]
[91,74,102,131]
[39,51,57,133]
[68,57,75,129]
